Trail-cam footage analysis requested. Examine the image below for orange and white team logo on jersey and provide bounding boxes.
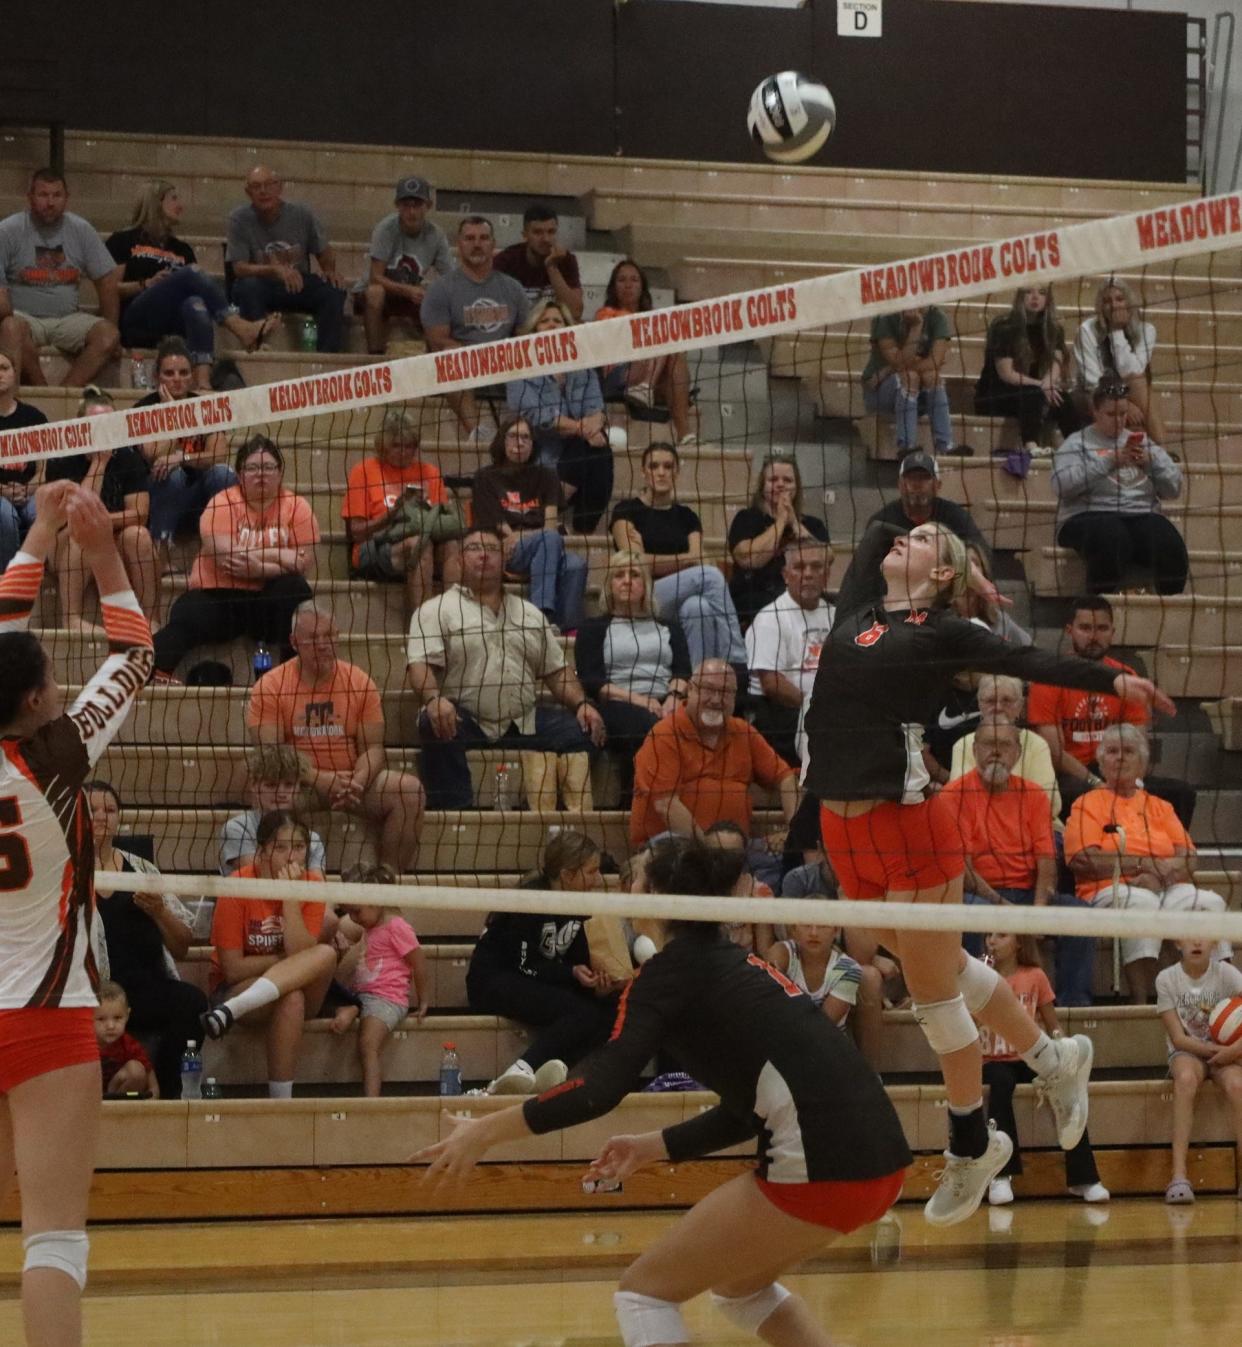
[854,621,887,648]
[801,639,824,674]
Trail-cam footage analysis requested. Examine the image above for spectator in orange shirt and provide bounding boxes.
[595,258,695,443]
[249,601,425,873]
[630,659,798,850]
[1065,723,1229,1004]
[942,718,1095,1004]
[200,810,338,1097]
[152,435,318,678]
[1028,595,1194,826]
[341,408,462,617]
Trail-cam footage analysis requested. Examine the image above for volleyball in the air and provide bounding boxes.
[747,71,836,164]
[1208,996,1242,1046]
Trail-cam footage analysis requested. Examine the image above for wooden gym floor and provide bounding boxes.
[1,1197,1240,1345]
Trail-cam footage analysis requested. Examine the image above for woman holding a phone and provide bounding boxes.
[1051,379,1187,595]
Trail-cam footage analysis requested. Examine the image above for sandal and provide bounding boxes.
[1164,1178,1195,1205]
[246,314,282,352]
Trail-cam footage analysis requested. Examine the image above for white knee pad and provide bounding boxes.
[614,1290,690,1347]
[958,952,1001,1013]
[912,994,978,1055]
[712,1282,791,1334]
[23,1230,89,1290]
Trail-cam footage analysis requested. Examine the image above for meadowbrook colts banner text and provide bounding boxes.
[1,191,1239,470]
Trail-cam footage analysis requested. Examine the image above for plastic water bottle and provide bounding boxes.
[300,316,318,351]
[180,1041,204,1100]
[130,355,152,388]
[439,1042,463,1096]
[494,763,515,810]
[252,642,273,682]
[202,1077,223,1101]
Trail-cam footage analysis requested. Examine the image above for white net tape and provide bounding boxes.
[96,869,1242,945]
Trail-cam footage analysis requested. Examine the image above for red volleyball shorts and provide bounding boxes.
[756,1168,906,1233]
[820,796,965,900]
[0,1008,100,1094]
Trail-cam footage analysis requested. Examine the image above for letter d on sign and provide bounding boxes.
[838,0,882,37]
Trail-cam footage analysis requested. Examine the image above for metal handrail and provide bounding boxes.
[1208,10,1236,193]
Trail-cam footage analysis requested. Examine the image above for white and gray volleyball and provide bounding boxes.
[747,71,836,164]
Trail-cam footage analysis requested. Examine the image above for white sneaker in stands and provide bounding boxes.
[532,1059,568,1093]
[924,1123,1013,1227]
[1037,1034,1094,1150]
[988,1177,1014,1206]
[487,1060,537,1095]
[624,382,654,409]
[1070,1182,1110,1203]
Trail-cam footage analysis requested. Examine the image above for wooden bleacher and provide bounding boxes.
[3,129,1241,1224]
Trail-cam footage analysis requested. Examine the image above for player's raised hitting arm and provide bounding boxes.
[3,484,156,763]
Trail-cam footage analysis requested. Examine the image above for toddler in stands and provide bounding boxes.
[981,933,1108,1207]
[765,924,861,1029]
[1156,937,1242,1204]
[334,864,429,1097]
[95,981,159,1097]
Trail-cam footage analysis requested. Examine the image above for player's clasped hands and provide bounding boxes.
[33,478,77,528]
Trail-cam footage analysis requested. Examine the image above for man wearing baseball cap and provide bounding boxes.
[833,449,990,609]
[356,175,453,353]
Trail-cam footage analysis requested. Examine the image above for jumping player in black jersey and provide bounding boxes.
[804,520,1174,1227]
[415,837,911,1347]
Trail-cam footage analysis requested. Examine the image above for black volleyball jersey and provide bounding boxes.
[523,935,912,1182]
[803,524,1118,803]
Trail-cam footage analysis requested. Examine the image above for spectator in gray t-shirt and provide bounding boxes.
[421,215,531,440]
[218,743,327,876]
[0,167,121,387]
[356,175,453,354]
[225,165,347,352]
[781,857,839,900]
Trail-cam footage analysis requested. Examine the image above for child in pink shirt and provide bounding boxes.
[982,932,1108,1207]
[335,865,430,1097]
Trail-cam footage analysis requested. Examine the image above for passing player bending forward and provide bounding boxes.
[417,837,912,1347]
[0,483,155,1346]
[804,520,1174,1225]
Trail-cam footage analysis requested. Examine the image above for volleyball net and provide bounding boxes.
[2,188,1242,912]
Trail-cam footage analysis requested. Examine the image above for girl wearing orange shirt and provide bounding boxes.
[202,811,336,1098]
[596,258,695,443]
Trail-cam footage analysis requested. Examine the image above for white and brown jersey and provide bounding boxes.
[0,551,153,1009]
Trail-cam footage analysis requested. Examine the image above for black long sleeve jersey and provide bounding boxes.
[804,524,1119,803]
[467,909,591,989]
[523,935,912,1182]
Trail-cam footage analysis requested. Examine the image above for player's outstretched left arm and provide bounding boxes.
[1113,672,1177,718]
[411,1105,534,1186]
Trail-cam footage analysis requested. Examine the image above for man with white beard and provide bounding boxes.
[942,719,1095,1001]
[630,658,798,849]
